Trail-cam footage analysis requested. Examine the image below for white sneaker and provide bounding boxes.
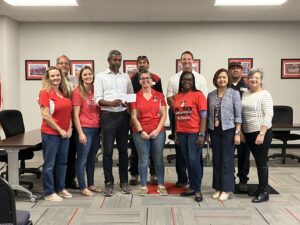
[44,193,63,202]
[219,192,229,201]
[212,191,221,199]
[58,189,73,199]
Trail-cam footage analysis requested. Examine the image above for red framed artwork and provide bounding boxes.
[70,60,94,77]
[123,60,138,77]
[25,60,50,80]
[176,59,201,73]
[281,59,300,79]
[228,58,253,77]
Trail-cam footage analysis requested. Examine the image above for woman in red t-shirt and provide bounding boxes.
[174,71,207,202]
[39,66,73,202]
[72,66,101,196]
[131,69,167,196]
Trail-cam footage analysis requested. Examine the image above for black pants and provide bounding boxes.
[65,128,77,185]
[101,111,130,185]
[129,136,156,176]
[244,129,272,190]
[210,127,235,192]
[236,141,250,184]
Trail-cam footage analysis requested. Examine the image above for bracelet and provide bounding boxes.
[235,130,241,135]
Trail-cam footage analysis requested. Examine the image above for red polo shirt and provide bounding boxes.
[39,89,72,135]
[131,89,166,133]
[72,87,100,128]
[174,91,207,133]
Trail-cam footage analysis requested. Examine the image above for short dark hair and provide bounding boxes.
[178,71,199,93]
[107,50,122,61]
[213,68,232,88]
[137,55,149,63]
[181,51,194,59]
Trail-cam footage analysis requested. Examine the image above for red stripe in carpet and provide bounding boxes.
[147,183,187,195]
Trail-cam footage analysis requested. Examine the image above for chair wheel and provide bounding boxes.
[30,195,37,203]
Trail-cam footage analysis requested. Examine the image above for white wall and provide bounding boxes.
[17,22,300,130]
[0,16,19,110]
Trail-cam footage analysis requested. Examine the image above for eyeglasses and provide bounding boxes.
[57,62,70,65]
[140,77,151,81]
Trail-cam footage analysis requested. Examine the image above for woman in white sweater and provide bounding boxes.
[241,68,273,203]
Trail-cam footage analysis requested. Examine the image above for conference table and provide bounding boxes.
[0,129,41,202]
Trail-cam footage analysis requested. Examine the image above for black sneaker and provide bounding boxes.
[120,183,132,194]
[129,175,139,186]
[104,182,114,197]
[237,182,248,193]
[149,175,158,185]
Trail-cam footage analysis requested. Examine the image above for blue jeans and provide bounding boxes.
[75,127,100,190]
[42,133,69,195]
[133,131,166,186]
[177,133,203,192]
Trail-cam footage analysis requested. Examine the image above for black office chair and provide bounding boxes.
[0,110,42,182]
[0,177,32,225]
[268,105,300,164]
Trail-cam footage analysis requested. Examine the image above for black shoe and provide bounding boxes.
[149,175,158,185]
[176,181,189,188]
[104,182,114,197]
[237,182,248,193]
[180,190,195,196]
[129,175,139,186]
[252,192,269,203]
[65,180,79,189]
[194,192,203,202]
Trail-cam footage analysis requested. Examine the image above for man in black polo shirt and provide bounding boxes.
[129,55,163,185]
[229,62,250,193]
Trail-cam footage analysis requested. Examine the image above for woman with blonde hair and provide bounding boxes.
[39,66,73,201]
[72,66,101,196]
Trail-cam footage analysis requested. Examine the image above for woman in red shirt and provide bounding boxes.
[72,66,101,196]
[131,69,167,196]
[174,71,207,202]
[39,66,73,202]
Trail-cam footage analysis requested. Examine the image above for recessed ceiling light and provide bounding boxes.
[214,0,287,6]
[3,0,78,6]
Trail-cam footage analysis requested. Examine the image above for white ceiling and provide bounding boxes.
[0,0,300,22]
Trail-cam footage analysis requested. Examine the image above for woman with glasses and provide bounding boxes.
[174,71,207,202]
[241,68,273,203]
[207,68,242,201]
[131,69,167,196]
[39,66,73,202]
[72,66,102,196]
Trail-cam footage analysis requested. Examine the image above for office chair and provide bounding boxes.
[0,177,32,225]
[0,110,42,182]
[268,105,300,164]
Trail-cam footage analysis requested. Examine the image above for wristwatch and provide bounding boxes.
[235,130,241,135]
[198,132,205,137]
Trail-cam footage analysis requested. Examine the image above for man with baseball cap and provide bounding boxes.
[228,61,250,193]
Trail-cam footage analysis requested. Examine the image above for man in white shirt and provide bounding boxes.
[166,51,207,193]
[94,50,134,196]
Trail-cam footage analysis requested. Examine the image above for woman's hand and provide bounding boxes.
[141,131,150,140]
[255,133,265,145]
[197,136,205,146]
[59,129,68,138]
[67,127,72,138]
[240,132,246,143]
[79,133,87,145]
[149,129,159,139]
[234,134,241,145]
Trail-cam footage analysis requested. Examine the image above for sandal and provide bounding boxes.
[80,188,95,196]
[88,186,103,193]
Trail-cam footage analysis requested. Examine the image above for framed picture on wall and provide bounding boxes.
[123,60,138,77]
[25,60,50,80]
[228,58,253,77]
[281,59,300,79]
[70,60,94,77]
[176,59,201,73]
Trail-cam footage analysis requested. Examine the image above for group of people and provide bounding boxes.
[39,50,273,204]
